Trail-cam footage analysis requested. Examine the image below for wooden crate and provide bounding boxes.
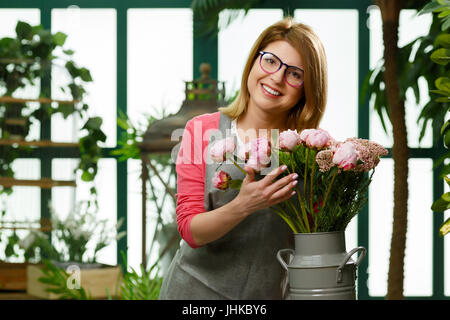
[27,264,122,299]
[0,262,29,291]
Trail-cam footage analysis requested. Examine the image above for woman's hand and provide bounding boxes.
[233,164,298,216]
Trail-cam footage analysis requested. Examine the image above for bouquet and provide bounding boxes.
[209,128,388,233]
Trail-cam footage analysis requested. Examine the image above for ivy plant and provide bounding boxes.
[0,21,106,199]
[420,0,450,237]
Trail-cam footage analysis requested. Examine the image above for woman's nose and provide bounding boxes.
[270,65,286,83]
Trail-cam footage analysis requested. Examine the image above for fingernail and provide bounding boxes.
[292,173,298,180]
[281,165,287,171]
[291,191,296,196]
[292,180,298,186]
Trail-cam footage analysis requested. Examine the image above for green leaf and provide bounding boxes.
[419,1,444,15]
[431,197,450,211]
[63,49,74,55]
[436,33,450,48]
[443,192,450,202]
[439,217,450,236]
[229,179,242,190]
[53,32,67,46]
[82,117,102,131]
[15,21,33,40]
[431,48,450,65]
[79,68,93,82]
[435,77,450,92]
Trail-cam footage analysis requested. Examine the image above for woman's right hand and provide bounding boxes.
[233,165,299,216]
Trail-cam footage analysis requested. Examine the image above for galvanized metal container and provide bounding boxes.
[277,231,366,300]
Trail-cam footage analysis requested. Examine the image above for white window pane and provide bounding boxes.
[219,9,283,100]
[51,159,77,219]
[369,8,433,148]
[0,9,41,140]
[369,158,433,296]
[294,9,358,142]
[3,159,41,221]
[128,9,193,123]
[0,9,40,37]
[51,158,116,265]
[51,8,117,147]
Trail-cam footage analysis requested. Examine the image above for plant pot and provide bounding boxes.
[277,231,366,300]
[26,263,122,299]
[0,262,30,291]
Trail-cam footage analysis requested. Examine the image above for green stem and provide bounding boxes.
[285,197,307,233]
[272,205,299,233]
[303,148,309,199]
[232,159,247,176]
[290,152,310,233]
[310,160,317,230]
[321,169,339,212]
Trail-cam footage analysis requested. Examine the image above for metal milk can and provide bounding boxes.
[277,231,366,300]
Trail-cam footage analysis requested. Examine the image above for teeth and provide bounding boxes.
[262,84,281,96]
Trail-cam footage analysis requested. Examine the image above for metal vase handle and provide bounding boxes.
[277,249,295,271]
[336,246,367,283]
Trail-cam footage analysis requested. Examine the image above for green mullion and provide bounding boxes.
[193,10,217,80]
[40,5,52,224]
[0,0,190,8]
[116,5,128,269]
[357,3,371,300]
[432,140,445,299]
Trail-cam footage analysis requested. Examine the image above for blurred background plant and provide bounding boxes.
[2,200,125,264]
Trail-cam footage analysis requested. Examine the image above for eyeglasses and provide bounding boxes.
[258,51,304,88]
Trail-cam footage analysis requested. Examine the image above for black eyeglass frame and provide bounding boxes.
[258,50,305,88]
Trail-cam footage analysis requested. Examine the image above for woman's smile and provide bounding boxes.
[261,83,283,98]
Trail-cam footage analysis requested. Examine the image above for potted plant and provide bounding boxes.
[18,200,125,299]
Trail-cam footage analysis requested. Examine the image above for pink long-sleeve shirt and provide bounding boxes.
[175,111,221,249]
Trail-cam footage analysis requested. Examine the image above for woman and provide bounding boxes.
[159,16,327,300]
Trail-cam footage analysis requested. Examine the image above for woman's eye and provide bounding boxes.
[265,58,276,64]
[290,70,303,79]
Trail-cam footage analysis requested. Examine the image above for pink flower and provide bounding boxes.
[332,142,359,171]
[212,170,231,190]
[249,137,271,166]
[299,129,315,143]
[279,129,301,151]
[210,137,236,163]
[305,129,332,149]
[244,137,272,172]
[237,142,250,161]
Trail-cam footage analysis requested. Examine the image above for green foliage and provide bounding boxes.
[274,144,376,233]
[191,0,262,36]
[0,21,107,199]
[37,259,91,300]
[421,0,450,236]
[4,201,125,264]
[114,251,163,300]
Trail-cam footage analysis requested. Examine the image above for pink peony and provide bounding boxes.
[249,137,271,165]
[332,142,359,171]
[210,137,236,163]
[245,137,272,172]
[345,138,388,172]
[236,142,250,161]
[279,129,301,151]
[299,129,315,143]
[212,170,231,190]
[303,129,332,149]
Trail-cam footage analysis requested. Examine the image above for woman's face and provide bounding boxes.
[246,40,305,117]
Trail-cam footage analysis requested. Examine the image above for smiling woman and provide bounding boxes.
[158,16,328,300]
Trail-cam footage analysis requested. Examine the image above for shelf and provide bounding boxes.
[0,96,78,105]
[0,139,79,147]
[0,177,76,188]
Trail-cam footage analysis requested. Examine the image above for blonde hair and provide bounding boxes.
[218,16,328,130]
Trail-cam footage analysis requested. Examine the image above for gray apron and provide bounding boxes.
[158,112,294,300]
